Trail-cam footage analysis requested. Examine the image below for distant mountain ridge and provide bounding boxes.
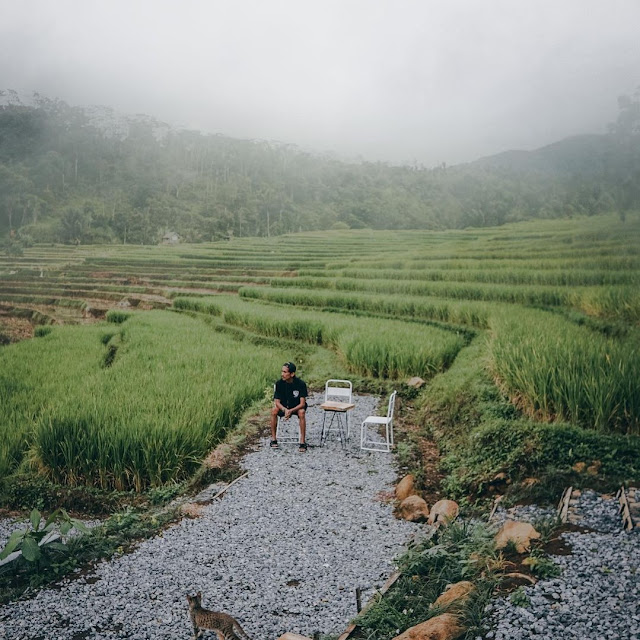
[471,134,628,176]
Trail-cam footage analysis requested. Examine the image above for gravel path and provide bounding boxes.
[484,490,640,640]
[0,393,416,640]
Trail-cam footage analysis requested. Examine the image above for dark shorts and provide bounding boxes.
[277,404,307,417]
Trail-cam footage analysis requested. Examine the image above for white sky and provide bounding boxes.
[1,0,639,166]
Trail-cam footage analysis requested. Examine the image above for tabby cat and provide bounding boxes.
[186,592,252,640]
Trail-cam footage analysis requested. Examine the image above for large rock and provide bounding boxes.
[278,634,312,640]
[398,495,430,522]
[396,474,417,501]
[428,500,459,526]
[393,613,464,640]
[495,520,541,553]
[430,581,475,611]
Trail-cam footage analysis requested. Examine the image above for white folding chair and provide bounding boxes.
[274,384,301,444]
[321,379,353,443]
[276,414,301,443]
[360,391,397,452]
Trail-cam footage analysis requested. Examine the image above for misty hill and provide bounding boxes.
[1,91,639,245]
[472,134,624,176]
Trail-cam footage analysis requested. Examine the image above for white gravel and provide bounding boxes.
[0,393,416,640]
[483,490,640,640]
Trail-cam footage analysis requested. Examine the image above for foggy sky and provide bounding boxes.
[1,0,639,166]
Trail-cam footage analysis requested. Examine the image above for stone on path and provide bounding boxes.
[428,500,459,526]
[430,581,474,612]
[398,495,430,522]
[396,474,417,501]
[393,613,465,640]
[494,520,541,553]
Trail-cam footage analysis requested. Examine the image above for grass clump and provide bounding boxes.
[355,521,499,640]
[509,586,530,608]
[105,309,131,324]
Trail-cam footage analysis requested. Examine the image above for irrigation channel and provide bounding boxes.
[0,393,419,640]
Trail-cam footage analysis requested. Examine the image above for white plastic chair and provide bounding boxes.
[360,391,397,452]
[274,384,301,444]
[276,413,301,443]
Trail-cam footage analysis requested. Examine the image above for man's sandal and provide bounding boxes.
[270,440,279,449]
[298,442,308,453]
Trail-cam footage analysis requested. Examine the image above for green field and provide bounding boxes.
[1,213,639,497]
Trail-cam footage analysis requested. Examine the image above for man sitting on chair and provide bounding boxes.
[270,362,308,452]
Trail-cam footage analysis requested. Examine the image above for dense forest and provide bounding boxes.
[1,90,639,245]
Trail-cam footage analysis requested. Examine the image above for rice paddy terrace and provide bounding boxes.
[1,213,639,494]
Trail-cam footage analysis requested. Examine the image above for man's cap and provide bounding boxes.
[283,361,296,373]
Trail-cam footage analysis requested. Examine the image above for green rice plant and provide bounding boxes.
[34,326,52,338]
[419,335,640,498]
[174,295,465,379]
[1,312,280,490]
[489,308,640,434]
[0,294,86,308]
[270,275,574,307]
[338,322,464,379]
[105,310,131,324]
[299,266,640,287]
[238,286,492,328]
[574,286,640,324]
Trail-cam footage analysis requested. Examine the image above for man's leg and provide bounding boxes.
[270,406,279,442]
[298,408,306,444]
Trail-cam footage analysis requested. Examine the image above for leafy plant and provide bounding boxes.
[0,508,89,564]
[509,586,531,608]
[525,554,561,579]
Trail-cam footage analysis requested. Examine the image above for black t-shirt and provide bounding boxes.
[274,377,308,409]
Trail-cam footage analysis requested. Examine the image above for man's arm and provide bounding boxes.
[282,397,304,419]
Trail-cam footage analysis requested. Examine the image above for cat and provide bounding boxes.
[186,592,252,640]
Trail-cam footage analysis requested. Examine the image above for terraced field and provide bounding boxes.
[1,213,639,493]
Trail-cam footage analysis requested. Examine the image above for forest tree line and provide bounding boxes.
[0,91,638,246]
